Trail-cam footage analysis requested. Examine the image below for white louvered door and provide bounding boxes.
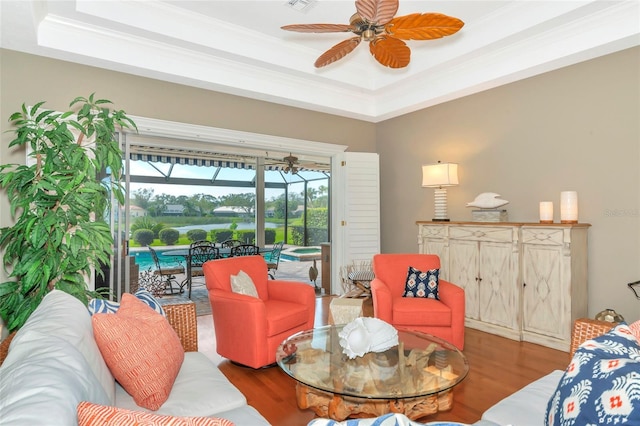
[330,152,380,295]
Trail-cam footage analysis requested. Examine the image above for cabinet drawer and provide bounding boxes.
[418,225,447,239]
[449,226,514,243]
[521,227,564,246]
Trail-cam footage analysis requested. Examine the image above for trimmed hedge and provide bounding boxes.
[265,228,276,244]
[291,226,328,246]
[186,229,208,243]
[133,228,155,246]
[211,229,233,243]
[236,230,255,244]
[159,228,180,245]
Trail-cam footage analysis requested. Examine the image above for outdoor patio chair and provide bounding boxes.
[230,244,260,257]
[264,241,284,279]
[148,246,185,295]
[188,241,220,299]
[220,239,242,248]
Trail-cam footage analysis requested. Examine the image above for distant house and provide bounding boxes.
[130,205,148,218]
[213,206,252,217]
[164,204,185,216]
[265,207,275,218]
[291,205,305,218]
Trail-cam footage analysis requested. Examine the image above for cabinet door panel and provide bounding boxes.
[449,239,479,319]
[522,244,566,339]
[479,242,518,329]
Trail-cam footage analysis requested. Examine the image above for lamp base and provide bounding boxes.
[432,188,450,222]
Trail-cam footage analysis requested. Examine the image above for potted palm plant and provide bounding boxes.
[0,94,137,331]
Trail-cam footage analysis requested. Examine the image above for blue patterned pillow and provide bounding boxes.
[88,289,165,317]
[402,266,439,299]
[545,322,640,425]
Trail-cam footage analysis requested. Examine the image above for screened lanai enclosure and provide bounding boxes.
[126,145,330,246]
[101,132,332,298]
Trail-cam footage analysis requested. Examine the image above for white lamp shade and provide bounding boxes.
[422,163,459,187]
[560,191,578,223]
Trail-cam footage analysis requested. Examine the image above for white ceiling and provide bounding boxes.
[1,1,639,123]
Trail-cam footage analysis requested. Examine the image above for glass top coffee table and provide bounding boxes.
[276,324,469,421]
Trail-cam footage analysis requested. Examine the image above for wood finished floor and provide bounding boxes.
[217,296,570,425]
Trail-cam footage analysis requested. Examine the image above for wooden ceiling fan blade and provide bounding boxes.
[281,24,354,33]
[369,36,410,68]
[314,37,361,68]
[355,0,399,25]
[385,13,464,40]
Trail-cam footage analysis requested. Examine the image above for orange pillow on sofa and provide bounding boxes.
[92,293,184,411]
[77,401,234,425]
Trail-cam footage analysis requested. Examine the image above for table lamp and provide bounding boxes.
[422,161,459,221]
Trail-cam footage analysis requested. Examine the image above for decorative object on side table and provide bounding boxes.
[539,201,554,223]
[466,192,509,222]
[595,308,625,323]
[338,317,398,359]
[560,190,579,223]
[422,161,459,222]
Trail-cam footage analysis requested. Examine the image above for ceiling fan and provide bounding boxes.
[282,0,464,69]
[283,153,299,174]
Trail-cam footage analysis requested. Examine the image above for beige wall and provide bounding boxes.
[377,46,640,321]
[2,47,639,322]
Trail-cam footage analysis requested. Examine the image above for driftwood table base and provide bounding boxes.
[296,383,454,421]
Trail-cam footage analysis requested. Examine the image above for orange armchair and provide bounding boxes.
[371,254,465,350]
[203,255,316,368]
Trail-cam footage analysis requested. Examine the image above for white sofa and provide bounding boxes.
[474,370,564,426]
[476,317,636,426]
[0,290,270,425]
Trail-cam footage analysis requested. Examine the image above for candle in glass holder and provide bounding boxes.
[539,202,553,224]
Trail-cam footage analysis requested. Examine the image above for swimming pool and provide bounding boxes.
[280,247,321,261]
[132,248,184,272]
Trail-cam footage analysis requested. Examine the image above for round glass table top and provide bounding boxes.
[276,324,469,400]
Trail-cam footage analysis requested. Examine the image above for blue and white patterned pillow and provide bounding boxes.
[88,289,165,317]
[402,266,439,299]
[545,322,640,425]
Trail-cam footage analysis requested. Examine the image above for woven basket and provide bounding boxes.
[163,301,199,352]
[570,318,616,357]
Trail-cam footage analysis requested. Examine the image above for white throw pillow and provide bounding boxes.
[230,270,258,298]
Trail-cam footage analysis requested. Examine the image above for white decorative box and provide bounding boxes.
[471,209,508,222]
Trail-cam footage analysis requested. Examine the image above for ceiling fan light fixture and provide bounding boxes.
[282,0,464,68]
[283,153,299,174]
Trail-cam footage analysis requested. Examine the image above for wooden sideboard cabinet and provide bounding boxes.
[520,226,589,350]
[417,221,590,351]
